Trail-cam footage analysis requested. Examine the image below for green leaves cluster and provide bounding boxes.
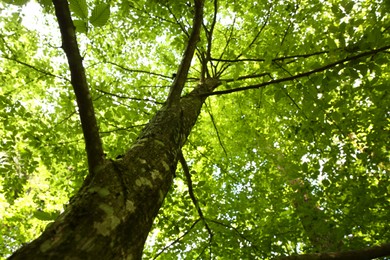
[1,0,389,259]
[69,0,110,33]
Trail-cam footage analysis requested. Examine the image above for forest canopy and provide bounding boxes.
[0,0,389,259]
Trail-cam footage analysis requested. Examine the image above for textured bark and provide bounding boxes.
[8,0,212,258]
[52,0,104,174]
[9,80,219,259]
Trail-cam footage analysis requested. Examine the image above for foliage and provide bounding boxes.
[0,0,389,259]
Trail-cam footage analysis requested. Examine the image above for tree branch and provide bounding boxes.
[166,4,190,37]
[205,45,390,97]
[205,103,228,157]
[2,56,66,80]
[96,88,165,105]
[221,72,271,82]
[212,50,329,63]
[153,219,201,259]
[277,242,390,260]
[166,0,204,107]
[52,0,104,175]
[106,61,173,80]
[178,151,213,238]
[203,0,218,78]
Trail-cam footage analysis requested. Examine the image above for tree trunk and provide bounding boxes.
[9,81,218,259]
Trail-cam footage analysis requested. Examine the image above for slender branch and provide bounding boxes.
[178,151,213,237]
[221,72,271,82]
[236,7,271,60]
[52,0,104,175]
[204,0,218,77]
[207,218,258,253]
[216,7,271,78]
[153,219,201,259]
[100,124,147,135]
[107,61,172,80]
[277,242,390,260]
[166,4,190,37]
[96,89,165,105]
[215,16,237,78]
[212,50,329,63]
[204,45,390,97]
[2,56,66,81]
[166,0,204,107]
[205,103,228,157]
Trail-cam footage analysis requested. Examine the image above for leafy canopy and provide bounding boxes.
[0,0,389,258]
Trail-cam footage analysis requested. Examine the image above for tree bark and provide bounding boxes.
[9,80,219,259]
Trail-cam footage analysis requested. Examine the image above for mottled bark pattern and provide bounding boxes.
[10,80,219,260]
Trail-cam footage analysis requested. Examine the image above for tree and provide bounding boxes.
[0,0,389,259]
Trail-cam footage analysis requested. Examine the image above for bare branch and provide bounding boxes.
[52,0,104,175]
[204,45,390,97]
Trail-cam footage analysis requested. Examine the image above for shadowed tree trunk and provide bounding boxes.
[9,81,219,259]
[9,0,213,258]
[5,0,390,258]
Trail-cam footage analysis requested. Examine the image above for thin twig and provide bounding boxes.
[205,103,228,158]
[107,61,172,79]
[96,89,165,104]
[207,218,259,253]
[212,50,329,63]
[178,151,213,238]
[2,56,66,81]
[153,219,201,259]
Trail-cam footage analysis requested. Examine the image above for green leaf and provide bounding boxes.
[274,88,284,102]
[37,0,52,8]
[33,210,59,221]
[3,0,29,5]
[90,3,110,27]
[322,179,330,187]
[69,0,88,19]
[73,20,88,33]
[197,180,206,187]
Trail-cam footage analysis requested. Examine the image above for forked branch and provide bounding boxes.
[179,151,213,238]
[52,0,104,175]
[205,45,390,96]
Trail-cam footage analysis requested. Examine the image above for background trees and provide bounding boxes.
[0,0,389,259]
